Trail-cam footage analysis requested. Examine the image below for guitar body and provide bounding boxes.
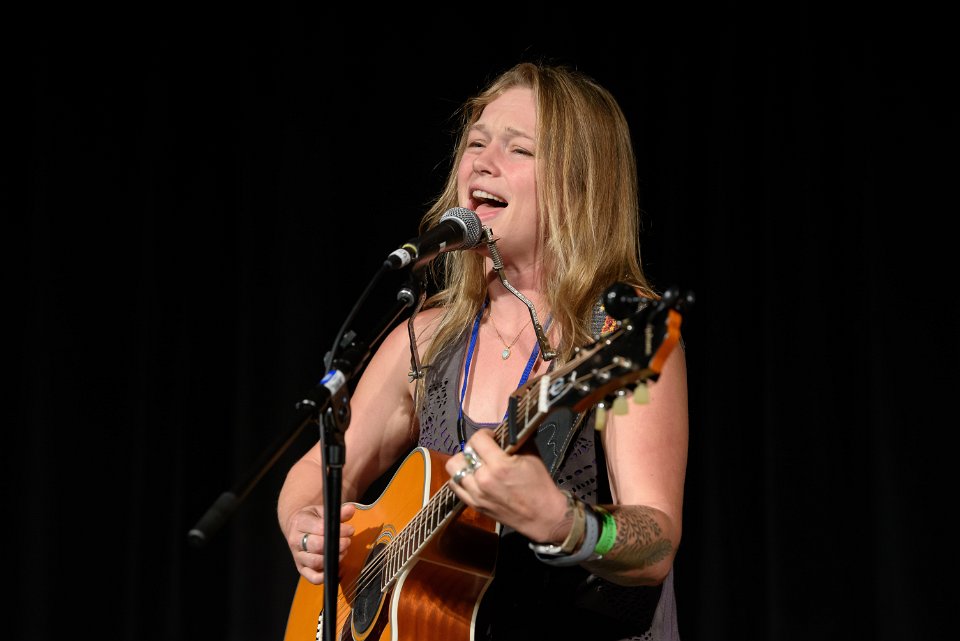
[284,446,500,641]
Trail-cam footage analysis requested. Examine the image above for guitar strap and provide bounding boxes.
[534,301,618,477]
[534,408,585,477]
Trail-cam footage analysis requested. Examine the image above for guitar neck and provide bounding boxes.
[382,385,549,590]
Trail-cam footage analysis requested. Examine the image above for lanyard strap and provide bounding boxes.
[457,303,551,451]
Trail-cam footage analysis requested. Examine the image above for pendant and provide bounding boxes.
[501,347,511,360]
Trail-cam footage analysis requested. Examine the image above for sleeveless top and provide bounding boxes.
[416,309,680,641]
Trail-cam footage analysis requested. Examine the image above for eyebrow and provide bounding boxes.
[469,123,535,141]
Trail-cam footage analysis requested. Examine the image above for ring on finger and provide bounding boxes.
[452,466,472,486]
[300,532,310,552]
[463,445,482,469]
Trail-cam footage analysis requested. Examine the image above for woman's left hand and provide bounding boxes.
[445,429,570,545]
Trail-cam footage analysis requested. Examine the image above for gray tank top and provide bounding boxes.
[416,308,680,641]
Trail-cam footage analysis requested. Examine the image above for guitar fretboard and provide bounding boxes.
[380,383,548,590]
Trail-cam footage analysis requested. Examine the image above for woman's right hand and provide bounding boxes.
[286,503,357,585]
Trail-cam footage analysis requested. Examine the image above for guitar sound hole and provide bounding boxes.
[351,541,386,635]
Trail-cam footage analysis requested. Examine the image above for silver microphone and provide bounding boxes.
[386,207,483,269]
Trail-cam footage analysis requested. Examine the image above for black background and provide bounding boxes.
[12,7,956,641]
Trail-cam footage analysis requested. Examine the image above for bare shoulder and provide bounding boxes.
[411,306,444,337]
[364,305,446,375]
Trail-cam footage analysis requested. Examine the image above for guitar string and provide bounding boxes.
[362,308,555,596]
[335,388,538,612]
[337,395,530,605]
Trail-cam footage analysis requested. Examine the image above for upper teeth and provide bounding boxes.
[473,189,505,204]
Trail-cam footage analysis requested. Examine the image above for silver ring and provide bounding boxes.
[300,532,309,552]
[463,445,482,469]
[452,466,471,486]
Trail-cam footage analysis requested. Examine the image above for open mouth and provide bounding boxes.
[471,189,508,215]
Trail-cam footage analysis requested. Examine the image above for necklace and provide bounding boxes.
[458,304,544,450]
[487,310,528,360]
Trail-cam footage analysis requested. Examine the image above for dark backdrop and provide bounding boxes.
[12,8,956,641]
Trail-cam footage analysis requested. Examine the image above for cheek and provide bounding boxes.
[456,157,473,191]
[516,169,538,207]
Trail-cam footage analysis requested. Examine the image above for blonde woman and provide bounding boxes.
[279,61,688,641]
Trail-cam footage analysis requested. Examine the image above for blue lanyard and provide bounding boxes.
[457,302,551,451]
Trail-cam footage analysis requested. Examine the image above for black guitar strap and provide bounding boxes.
[534,407,585,477]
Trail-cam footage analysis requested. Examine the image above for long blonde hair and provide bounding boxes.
[417,61,653,376]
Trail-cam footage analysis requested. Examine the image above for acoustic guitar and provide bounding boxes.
[284,285,690,641]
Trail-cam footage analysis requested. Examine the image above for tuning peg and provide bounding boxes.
[594,403,608,431]
[612,393,629,415]
[602,282,653,320]
[660,286,696,314]
[633,382,649,404]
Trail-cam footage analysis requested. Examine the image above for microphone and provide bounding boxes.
[386,207,483,270]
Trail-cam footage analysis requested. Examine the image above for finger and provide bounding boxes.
[301,504,356,539]
[445,452,467,478]
[300,565,326,585]
[449,464,475,489]
[340,503,356,522]
[465,430,502,463]
[299,530,354,556]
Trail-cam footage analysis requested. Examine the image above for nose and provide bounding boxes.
[472,144,500,176]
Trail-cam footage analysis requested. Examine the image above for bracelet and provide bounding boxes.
[530,504,600,566]
[592,505,617,556]
[528,491,585,555]
[562,497,587,553]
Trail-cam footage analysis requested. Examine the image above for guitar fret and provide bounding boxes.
[432,494,441,533]
[394,531,402,572]
[406,518,416,560]
[384,547,393,589]
[423,503,430,533]
[392,541,399,582]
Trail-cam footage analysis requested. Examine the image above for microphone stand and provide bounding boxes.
[187,264,421,641]
[315,273,420,641]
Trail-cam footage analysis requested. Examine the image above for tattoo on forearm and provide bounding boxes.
[600,506,672,570]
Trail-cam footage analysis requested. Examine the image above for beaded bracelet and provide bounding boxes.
[530,505,600,566]
[592,505,618,556]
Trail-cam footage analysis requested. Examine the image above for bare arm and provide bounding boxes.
[582,344,689,585]
[277,313,431,583]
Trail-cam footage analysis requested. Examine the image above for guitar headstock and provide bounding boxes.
[506,283,693,445]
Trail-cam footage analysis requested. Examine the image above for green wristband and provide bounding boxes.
[593,506,617,556]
